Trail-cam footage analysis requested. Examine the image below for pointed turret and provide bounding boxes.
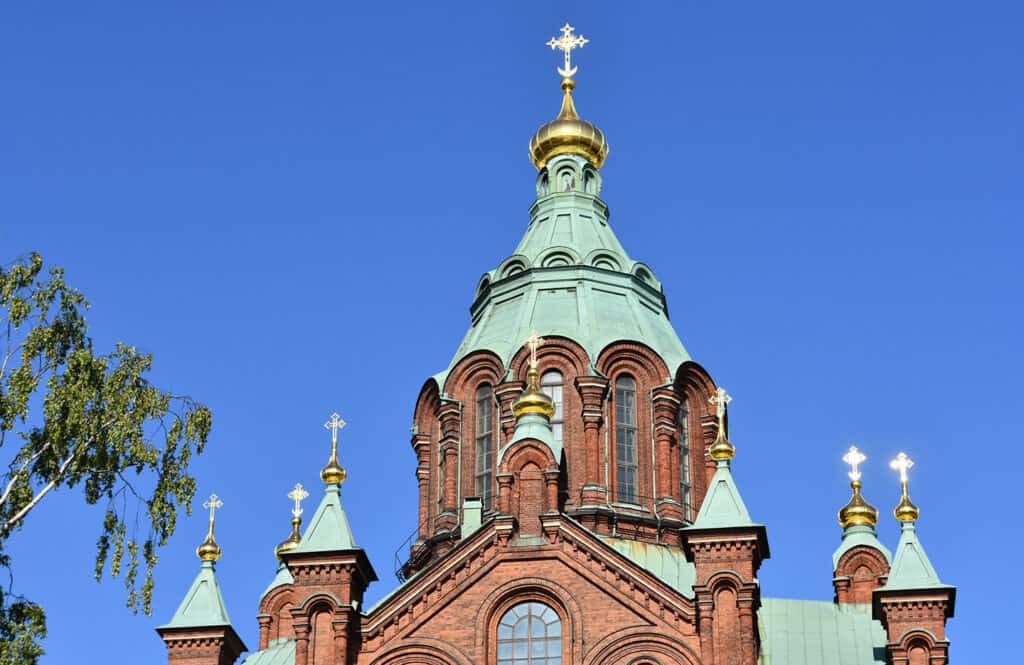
[682,390,768,665]
[873,453,955,665]
[832,447,891,605]
[505,331,558,454]
[157,494,246,665]
[279,412,377,665]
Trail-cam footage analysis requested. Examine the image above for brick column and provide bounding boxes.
[575,376,608,505]
[412,432,431,538]
[257,614,272,650]
[544,468,560,513]
[497,472,514,514]
[436,402,461,530]
[333,610,351,665]
[292,621,311,665]
[653,387,683,521]
[874,589,954,665]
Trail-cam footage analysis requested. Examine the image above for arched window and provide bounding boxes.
[476,384,495,510]
[678,398,692,520]
[615,375,638,504]
[541,370,564,446]
[497,601,562,664]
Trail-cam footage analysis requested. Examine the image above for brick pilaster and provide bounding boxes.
[574,375,608,505]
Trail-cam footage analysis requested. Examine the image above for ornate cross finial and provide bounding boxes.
[547,23,589,78]
[843,446,867,482]
[288,483,310,518]
[890,452,914,483]
[203,494,223,524]
[708,387,732,421]
[525,330,544,369]
[324,412,346,446]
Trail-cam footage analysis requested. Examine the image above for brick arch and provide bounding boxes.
[412,378,441,434]
[370,640,472,665]
[476,576,584,665]
[257,584,295,648]
[509,335,590,379]
[674,361,719,514]
[834,545,889,605]
[499,438,559,472]
[597,342,669,507]
[584,628,699,665]
[443,350,505,399]
[293,591,343,616]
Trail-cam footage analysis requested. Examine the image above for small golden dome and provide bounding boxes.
[197,531,221,562]
[321,457,347,485]
[708,424,735,461]
[529,78,609,170]
[512,366,556,419]
[275,516,302,559]
[838,480,879,528]
[894,491,920,523]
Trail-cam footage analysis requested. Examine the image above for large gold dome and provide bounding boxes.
[529,77,609,170]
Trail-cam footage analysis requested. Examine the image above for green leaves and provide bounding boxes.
[0,253,212,664]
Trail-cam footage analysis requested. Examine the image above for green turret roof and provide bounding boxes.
[261,562,294,599]
[160,560,232,629]
[292,483,357,553]
[883,522,946,590]
[692,461,755,529]
[435,154,689,387]
[832,524,892,570]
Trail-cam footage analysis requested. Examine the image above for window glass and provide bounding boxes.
[678,399,692,520]
[497,602,562,665]
[541,370,564,446]
[476,384,494,510]
[615,375,638,503]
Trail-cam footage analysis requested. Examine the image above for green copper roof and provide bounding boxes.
[240,638,295,665]
[692,461,755,528]
[261,563,294,599]
[160,560,233,629]
[503,412,560,462]
[434,154,689,388]
[758,598,886,665]
[883,522,945,591]
[601,536,695,598]
[832,524,892,570]
[292,484,356,553]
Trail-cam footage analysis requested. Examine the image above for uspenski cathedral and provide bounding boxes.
[156,24,955,665]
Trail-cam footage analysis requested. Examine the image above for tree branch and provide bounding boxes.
[0,443,84,535]
[0,443,52,508]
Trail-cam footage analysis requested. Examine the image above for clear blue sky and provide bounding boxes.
[3,1,1021,662]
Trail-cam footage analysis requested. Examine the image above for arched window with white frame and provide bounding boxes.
[540,370,564,446]
[476,384,495,510]
[497,601,562,664]
[615,375,638,504]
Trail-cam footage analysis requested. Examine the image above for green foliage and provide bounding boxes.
[0,253,211,664]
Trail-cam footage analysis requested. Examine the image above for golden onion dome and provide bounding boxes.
[838,480,879,528]
[196,530,222,562]
[529,77,609,170]
[274,516,303,560]
[894,490,920,523]
[512,366,556,419]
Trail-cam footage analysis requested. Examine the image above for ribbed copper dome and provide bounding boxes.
[529,78,609,170]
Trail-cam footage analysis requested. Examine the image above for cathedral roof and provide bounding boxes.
[693,462,756,529]
[292,483,357,554]
[160,560,233,629]
[435,161,690,388]
[240,638,295,665]
[882,522,946,591]
[831,524,892,570]
[758,598,887,665]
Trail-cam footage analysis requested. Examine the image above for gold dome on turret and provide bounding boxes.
[838,480,879,528]
[196,493,223,562]
[275,516,303,559]
[512,366,556,419]
[529,77,609,170]
[707,388,735,461]
[890,452,920,523]
[529,24,609,170]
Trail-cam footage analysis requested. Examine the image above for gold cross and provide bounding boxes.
[288,483,309,518]
[547,23,589,78]
[324,412,346,447]
[708,387,732,421]
[525,330,544,369]
[890,452,914,483]
[203,494,223,523]
[843,446,867,482]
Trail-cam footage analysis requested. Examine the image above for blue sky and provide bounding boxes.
[2,1,1021,662]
